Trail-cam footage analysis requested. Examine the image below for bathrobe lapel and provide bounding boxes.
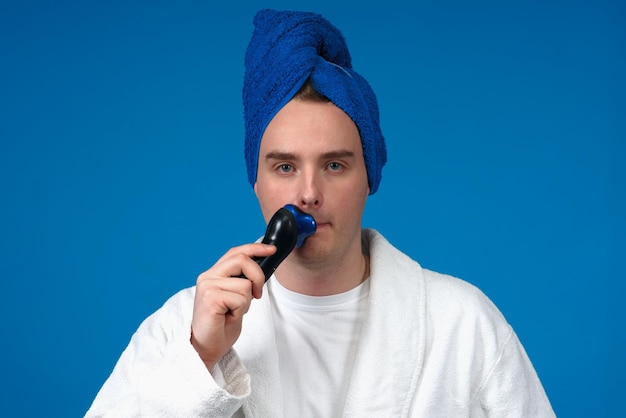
[342,230,427,416]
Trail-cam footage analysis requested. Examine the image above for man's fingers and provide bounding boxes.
[200,243,276,298]
[215,243,276,265]
[204,285,252,318]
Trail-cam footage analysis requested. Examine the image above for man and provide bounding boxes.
[87,9,554,417]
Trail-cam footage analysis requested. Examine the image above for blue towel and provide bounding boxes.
[243,9,387,194]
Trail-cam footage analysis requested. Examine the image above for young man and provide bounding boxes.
[87,10,554,417]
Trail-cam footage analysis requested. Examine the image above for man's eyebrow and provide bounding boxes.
[265,150,354,160]
[264,151,297,160]
[263,150,356,160]
[321,150,355,159]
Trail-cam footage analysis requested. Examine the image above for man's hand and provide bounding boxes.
[190,243,277,370]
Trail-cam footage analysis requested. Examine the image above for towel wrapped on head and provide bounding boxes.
[243,9,387,194]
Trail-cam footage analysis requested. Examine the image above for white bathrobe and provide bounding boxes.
[86,230,555,417]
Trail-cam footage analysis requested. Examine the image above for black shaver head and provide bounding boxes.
[256,204,316,281]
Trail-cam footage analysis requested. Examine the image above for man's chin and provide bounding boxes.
[292,240,332,268]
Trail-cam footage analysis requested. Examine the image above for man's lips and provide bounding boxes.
[312,222,330,234]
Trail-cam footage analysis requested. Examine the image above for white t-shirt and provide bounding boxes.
[268,276,370,417]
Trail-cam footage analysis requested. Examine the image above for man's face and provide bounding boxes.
[254,98,370,268]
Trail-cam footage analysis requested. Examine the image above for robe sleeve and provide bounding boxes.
[85,289,251,417]
[470,329,555,417]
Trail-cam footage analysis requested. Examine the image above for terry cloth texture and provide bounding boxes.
[243,9,387,194]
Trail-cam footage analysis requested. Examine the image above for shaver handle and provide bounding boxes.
[255,207,298,282]
[249,205,316,282]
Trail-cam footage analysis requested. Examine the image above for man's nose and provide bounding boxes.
[298,171,322,209]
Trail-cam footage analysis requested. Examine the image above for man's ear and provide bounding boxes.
[254,182,259,198]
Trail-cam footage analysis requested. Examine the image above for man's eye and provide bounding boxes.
[278,164,292,173]
[328,162,344,171]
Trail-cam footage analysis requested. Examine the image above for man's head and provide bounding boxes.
[254,89,369,268]
[243,9,387,195]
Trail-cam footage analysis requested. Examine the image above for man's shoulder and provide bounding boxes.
[365,228,506,325]
[422,268,509,332]
[422,268,485,302]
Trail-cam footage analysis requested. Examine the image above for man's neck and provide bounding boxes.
[274,240,370,296]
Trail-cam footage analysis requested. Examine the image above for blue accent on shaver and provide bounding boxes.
[283,204,317,248]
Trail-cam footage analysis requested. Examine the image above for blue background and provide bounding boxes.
[1,0,623,416]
